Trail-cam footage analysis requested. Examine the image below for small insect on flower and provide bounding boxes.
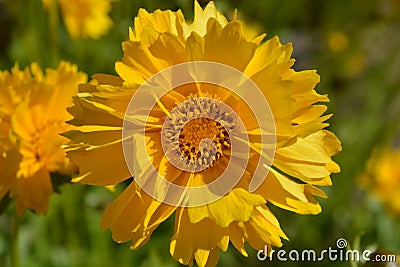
[0,61,87,216]
[66,2,341,266]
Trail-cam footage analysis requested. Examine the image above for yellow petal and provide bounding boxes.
[15,168,53,216]
[229,205,287,252]
[68,141,130,186]
[245,36,292,77]
[292,105,328,124]
[249,61,296,137]
[149,33,185,65]
[120,40,169,80]
[187,188,266,227]
[101,182,176,246]
[91,74,123,86]
[133,9,184,42]
[255,169,324,214]
[63,128,122,146]
[170,208,228,266]
[67,97,123,127]
[229,223,248,257]
[293,114,332,138]
[274,130,341,181]
[186,32,205,61]
[285,69,329,109]
[183,1,228,38]
[114,62,146,85]
[204,20,257,72]
[0,149,20,199]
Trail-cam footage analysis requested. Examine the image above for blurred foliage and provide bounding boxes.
[1,0,400,266]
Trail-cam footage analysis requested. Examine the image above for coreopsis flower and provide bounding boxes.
[43,0,113,39]
[359,147,400,214]
[66,2,341,266]
[0,61,87,215]
[326,31,349,53]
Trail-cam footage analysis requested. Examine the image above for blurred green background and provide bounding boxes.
[1,0,400,266]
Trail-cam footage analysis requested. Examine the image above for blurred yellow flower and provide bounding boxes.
[0,61,87,216]
[359,147,400,214]
[327,31,349,53]
[43,0,113,39]
[66,2,341,266]
[344,51,365,78]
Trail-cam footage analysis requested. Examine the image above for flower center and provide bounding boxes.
[178,118,231,162]
[161,96,236,172]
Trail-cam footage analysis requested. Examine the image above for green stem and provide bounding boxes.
[10,209,19,267]
[49,0,60,66]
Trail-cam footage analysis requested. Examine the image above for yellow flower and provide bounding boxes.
[0,61,87,216]
[43,0,113,39]
[359,147,400,214]
[66,2,341,266]
[326,31,349,53]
